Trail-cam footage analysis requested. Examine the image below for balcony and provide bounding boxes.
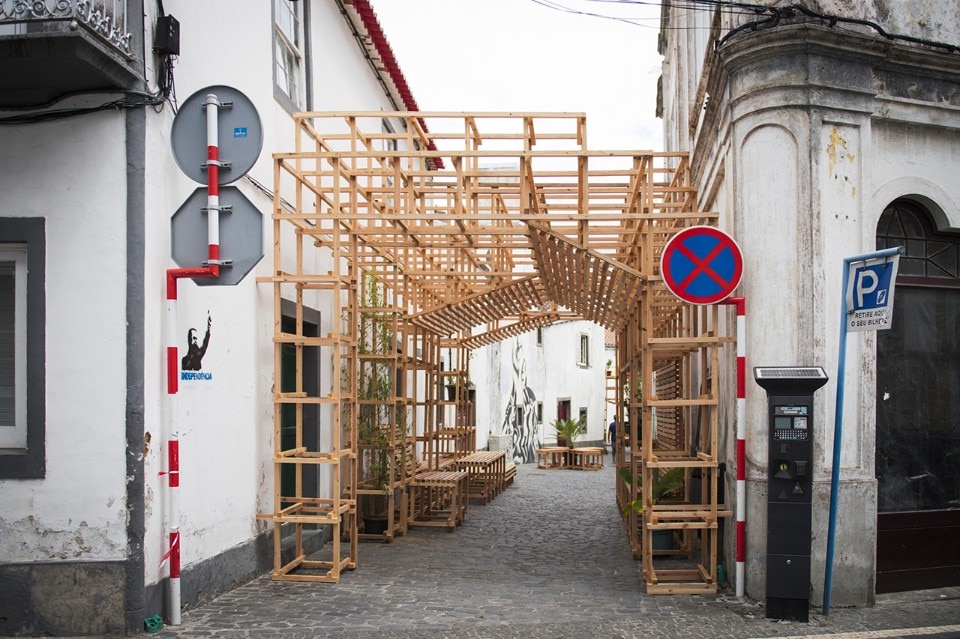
[0,0,140,109]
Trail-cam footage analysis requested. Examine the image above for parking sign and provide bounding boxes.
[844,255,900,331]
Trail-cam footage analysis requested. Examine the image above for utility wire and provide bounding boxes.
[530,0,959,53]
[0,92,166,125]
[712,1,959,52]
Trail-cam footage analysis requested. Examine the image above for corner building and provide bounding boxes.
[658,0,960,606]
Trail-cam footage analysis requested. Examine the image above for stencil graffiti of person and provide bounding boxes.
[181,312,211,371]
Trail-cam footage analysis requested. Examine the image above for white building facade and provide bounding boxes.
[474,321,609,462]
[0,1,425,634]
[659,0,960,606]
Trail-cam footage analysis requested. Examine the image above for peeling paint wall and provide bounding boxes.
[0,113,130,564]
[140,0,415,592]
[818,0,960,46]
[661,0,960,606]
[0,0,431,631]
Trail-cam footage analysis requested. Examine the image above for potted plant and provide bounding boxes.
[443,374,458,401]
[618,466,685,550]
[552,416,585,449]
[355,271,399,535]
[358,418,392,534]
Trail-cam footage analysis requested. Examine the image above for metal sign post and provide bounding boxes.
[824,246,903,618]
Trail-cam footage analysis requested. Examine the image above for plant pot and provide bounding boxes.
[362,515,389,535]
[652,529,674,550]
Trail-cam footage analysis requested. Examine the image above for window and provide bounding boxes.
[579,407,588,430]
[0,247,26,448]
[273,0,303,112]
[536,401,543,424]
[382,119,397,207]
[578,333,589,367]
[381,118,398,153]
[536,327,543,346]
[0,219,45,478]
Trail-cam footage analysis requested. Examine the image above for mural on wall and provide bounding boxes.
[501,340,539,464]
[181,312,212,380]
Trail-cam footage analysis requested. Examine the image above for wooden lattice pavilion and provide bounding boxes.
[258,111,734,593]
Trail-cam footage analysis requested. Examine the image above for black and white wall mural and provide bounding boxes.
[501,340,540,464]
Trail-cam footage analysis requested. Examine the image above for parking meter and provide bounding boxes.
[754,366,829,622]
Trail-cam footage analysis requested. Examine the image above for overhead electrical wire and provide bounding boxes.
[529,0,959,53]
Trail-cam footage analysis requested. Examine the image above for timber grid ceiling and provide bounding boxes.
[272,112,718,340]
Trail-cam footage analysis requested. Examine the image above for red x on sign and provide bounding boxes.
[660,226,743,305]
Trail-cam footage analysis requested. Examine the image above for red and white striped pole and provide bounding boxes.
[203,93,222,278]
[164,274,181,626]
[163,93,223,625]
[723,297,747,597]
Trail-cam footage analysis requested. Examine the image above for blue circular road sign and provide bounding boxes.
[660,226,743,305]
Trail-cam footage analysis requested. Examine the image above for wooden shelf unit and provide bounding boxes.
[263,112,730,591]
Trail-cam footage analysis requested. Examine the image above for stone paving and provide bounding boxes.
[154,461,960,639]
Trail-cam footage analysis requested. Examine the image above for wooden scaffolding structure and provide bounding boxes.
[260,112,734,591]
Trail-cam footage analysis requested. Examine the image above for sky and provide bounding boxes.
[369,0,664,152]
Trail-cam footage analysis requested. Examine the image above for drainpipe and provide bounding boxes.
[722,297,746,598]
[163,93,225,625]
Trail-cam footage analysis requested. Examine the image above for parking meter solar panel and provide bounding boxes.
[754,367,828,395]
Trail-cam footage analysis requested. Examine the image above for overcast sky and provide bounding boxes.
[369,0,664,152]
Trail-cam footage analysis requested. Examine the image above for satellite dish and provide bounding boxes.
[171,85,263,185]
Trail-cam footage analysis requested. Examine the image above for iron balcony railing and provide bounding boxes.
[0,0,132,57]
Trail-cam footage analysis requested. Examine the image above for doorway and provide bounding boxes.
[280,300,321,507]
[875,199,960,592]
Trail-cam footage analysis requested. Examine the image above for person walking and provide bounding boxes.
[608,417,617,463]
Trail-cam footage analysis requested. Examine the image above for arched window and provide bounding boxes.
[877,200,960,286]
[875,199,960,513]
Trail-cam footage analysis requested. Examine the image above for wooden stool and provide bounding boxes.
[574,447,604,470]
[408,470,469,530]
[456,450,506,503]
[536,447,568,469]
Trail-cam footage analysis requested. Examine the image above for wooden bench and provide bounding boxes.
[571,447,604,470]
[536,447,603,470]
[455,450,506,503]
[408,470,469,530]
[536,447,569,469]
[504,462,517,486]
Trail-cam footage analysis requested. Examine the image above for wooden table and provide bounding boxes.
[408,470,469,530]
[456,450,506,503]
[536,447,569,469]
[570,447,604,470]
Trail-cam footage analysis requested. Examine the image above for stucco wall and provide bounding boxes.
[0,112,130,563]
[475,321,608,463]
[139,0,407,593]
[661,2,960,606]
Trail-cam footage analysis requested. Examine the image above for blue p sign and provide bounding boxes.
[845,254,900,332]
[851,262,894,311]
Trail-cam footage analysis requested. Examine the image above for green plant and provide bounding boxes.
[618,466,684,514]
[356,272,398,517]
[552,417,585,449]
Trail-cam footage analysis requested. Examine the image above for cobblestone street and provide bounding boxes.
[153,462,960,639]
